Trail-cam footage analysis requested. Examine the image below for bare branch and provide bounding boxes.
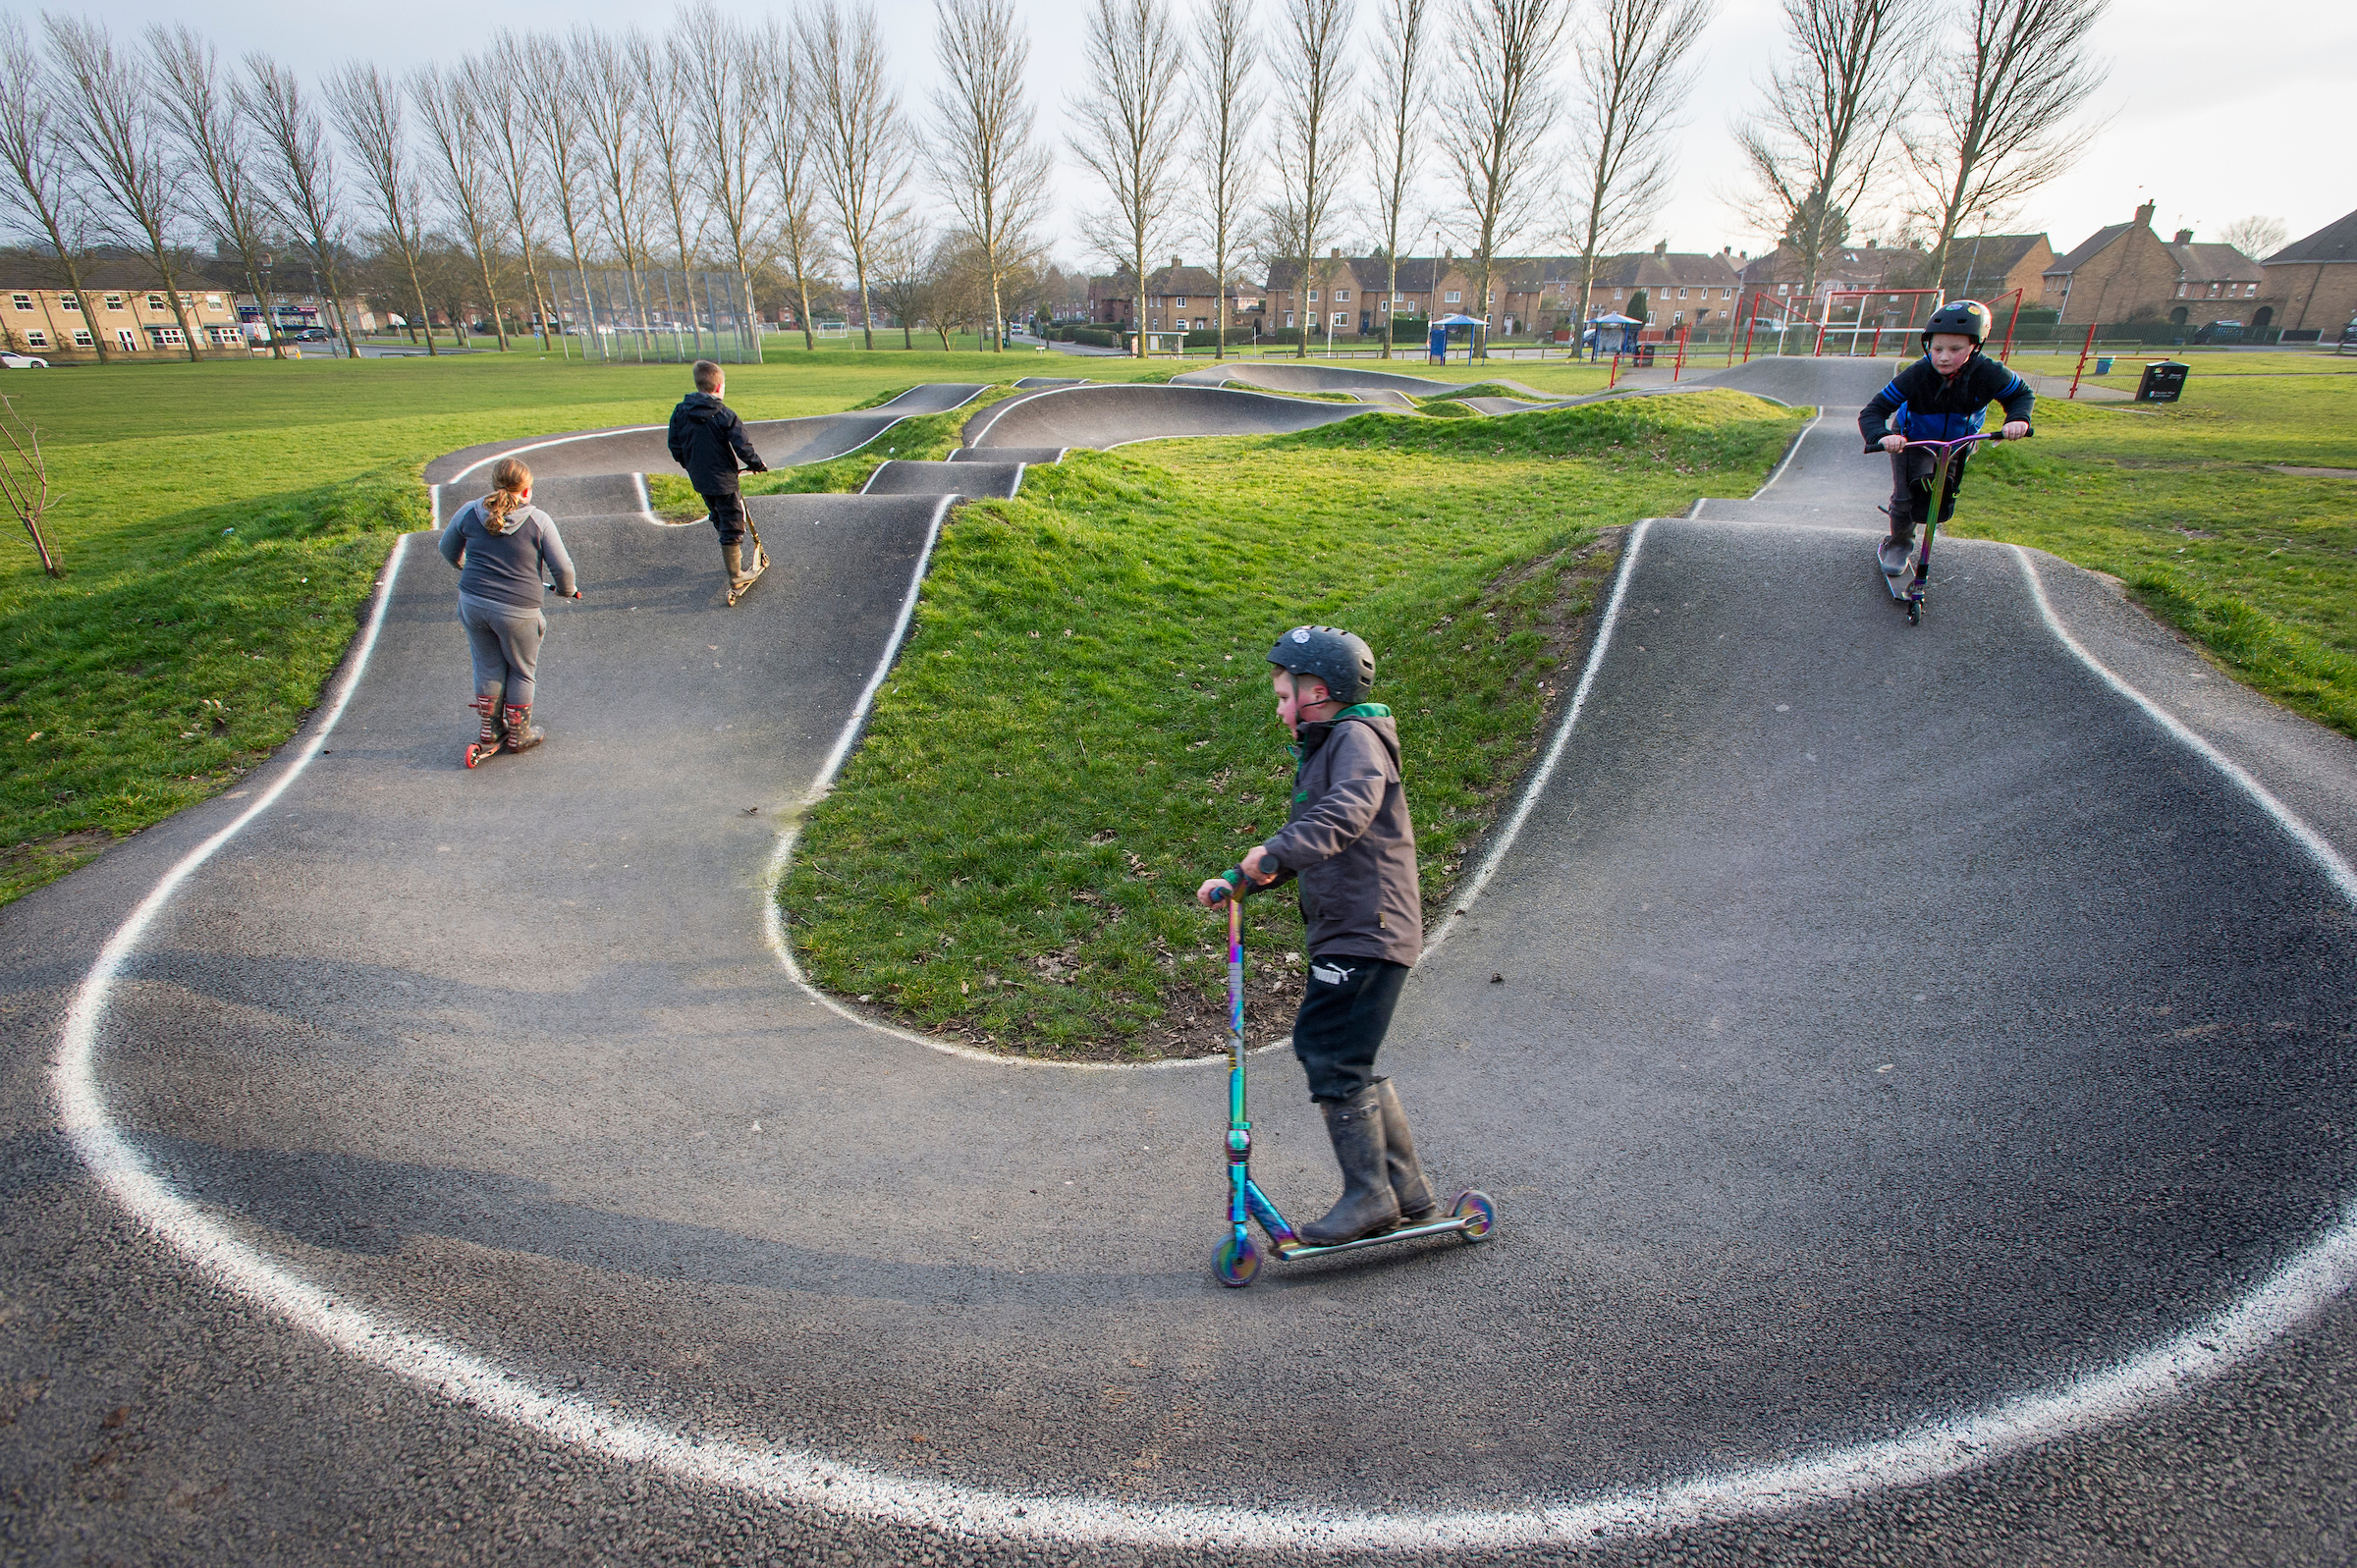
[798,1,912,351]
[1192,0,1262,358]
[757,16,833,351]
[327,61,439,352]
[930,0,1053,351]
[414,64,512,350]
[1563,0,1714,332]
[241,53,357,351]
[2218,215,2288,262]
[0,17,107,360]
[1361,0,1428,359]
[1269,0,1350,358]
[1067,0,1188,357]
[471,37,557,348]
[1440,0,1569,353]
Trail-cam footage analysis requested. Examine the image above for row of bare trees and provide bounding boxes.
[2,0,2117,367]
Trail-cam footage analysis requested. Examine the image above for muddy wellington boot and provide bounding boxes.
[464,695,504,769]
[1297,1085,1401,1245]
[1374,1078,1439,1221]
[1878,528,1916,577]
[723,541,756,593]
[501,704,545,755]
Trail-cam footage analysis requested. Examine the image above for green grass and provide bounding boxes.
[0,349,1183,904]
[779,390,1806,1060]
[1954,375,2357,737]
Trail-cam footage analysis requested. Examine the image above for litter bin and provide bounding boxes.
[2093,355,2113,375]
[1634,343,1657,368]
[2136,360,2188,403]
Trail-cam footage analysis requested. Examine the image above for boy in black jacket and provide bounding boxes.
[1859,300,2035,576]
[667,359,770,593]
[1194,625,1435,1246]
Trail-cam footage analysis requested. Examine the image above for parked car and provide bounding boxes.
[2191,319,2244,345]
[291,327,329,342]
[0,351,48,368]
[2339,316,2357,353]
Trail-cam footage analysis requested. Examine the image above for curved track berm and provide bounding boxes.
[11,363,2357,1562]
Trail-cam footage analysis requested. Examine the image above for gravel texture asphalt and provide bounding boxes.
[6,366,2357,1564]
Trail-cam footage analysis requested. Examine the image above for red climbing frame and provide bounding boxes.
[1815,290,1946,356]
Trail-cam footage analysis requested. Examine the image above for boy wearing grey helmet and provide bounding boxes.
[1194,625,1434,1246]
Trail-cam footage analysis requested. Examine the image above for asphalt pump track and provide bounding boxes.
[10,361,2357,1561]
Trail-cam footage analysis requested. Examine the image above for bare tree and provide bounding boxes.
[45,16,202,362]
[149,25,283,358]
[242,54,357,351]
[575,27,655,347]
[930,0,1053,353]
[799,1,910,351]
[682,4,770,346]
[0,392,59,574]
[1193,0,1262,359]
[2219,215,2288,262]
[869,215,936,348]
[1270,0,1352,359]
[1563,0,1712,340]
[1441,0,1569,356]
[328,63,438,352]
[414,65,512,350]
[0,18,108,362]
[1736,0,1924,308]
[516,32,598,347]
[648,30,709,352]
[758,17,831,351]
[1069,0,1187,358]
[1903,0,2106,294]
[1361,0,1425,359]
[471,39,555,349]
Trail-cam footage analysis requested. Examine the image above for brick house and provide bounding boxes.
[1090,260,1257,333]
[2252,208,2356,335]
[1926,234,2056,308]
[0,256,254,357]
[2042,202,2264,326]
[1265,243,1742,340]
[1735,243,1929,333]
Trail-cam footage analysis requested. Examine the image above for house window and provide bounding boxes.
[72,328,91,348]
[206,294,224,310]
[146,325,185,348]
[1445,291,1461,303]
[1174,296,1187,307]
[1777,283,1789,295]
[114,327,136,350]
[1331,311,1347,325]
[178,292,193,305]
[60,293,80,312]
[1307,290,1319,302]
[208,325,244,345]
[9,293,28,311]
[147,293,167,311]
[1334,290,1350,301]
[104,294,124,311]
[25,329,47,347]
[1677,288,1687,298]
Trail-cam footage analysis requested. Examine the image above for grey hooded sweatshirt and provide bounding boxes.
[1250,706,1422,967]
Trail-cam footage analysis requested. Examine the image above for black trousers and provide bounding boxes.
[703,491,747,545]
[1887,447,1967,531]
[1290,955,1411,1102]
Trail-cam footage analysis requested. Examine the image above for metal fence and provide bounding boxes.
[550,267,760,364]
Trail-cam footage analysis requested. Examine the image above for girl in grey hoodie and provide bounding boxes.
[438,456,578,767]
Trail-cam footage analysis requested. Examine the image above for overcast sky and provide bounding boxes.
[45,0,2356,273]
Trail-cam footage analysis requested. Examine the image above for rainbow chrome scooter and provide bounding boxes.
[1207,887,1495,1288]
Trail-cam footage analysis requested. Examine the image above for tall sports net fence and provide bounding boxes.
[552,267,761,364]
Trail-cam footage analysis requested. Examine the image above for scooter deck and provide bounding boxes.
[1270,1211,1481,1261]
[724,547,769,608]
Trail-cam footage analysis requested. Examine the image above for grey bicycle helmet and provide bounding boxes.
[1266,624,1376,705]
[1922,299,1994,348]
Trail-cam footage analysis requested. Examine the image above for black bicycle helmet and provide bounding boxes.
[1266,624,1375,705]
[1922,299,1994,348]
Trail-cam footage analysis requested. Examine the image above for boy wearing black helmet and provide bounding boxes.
[1859,300,2035,576]
[1193,625,1435,1246]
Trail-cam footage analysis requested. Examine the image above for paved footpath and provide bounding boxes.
[4,364,2356,1563]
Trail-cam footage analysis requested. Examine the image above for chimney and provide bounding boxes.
[1171,254,1182,269]
[1330,246,1342,259]
[2173,228,2194,245]
[1654,239,1668,255]
[2135,200,2156,227]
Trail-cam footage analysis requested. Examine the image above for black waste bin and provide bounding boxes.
[1634,343,1657,368]
[2136,360,2188,403]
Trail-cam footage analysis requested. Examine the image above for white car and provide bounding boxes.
[0,351,47,368]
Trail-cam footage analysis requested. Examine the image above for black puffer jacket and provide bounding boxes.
[1249,707,1422,967]
[667,393,766,494]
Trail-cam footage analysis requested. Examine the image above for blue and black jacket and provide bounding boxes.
[1858,351,2035,449]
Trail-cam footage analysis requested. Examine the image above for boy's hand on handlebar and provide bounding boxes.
[1195,878,1232,908]
[1880,434,1907,453]
[2000,420,2030,441]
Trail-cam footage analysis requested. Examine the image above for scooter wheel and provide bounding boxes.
[1452,1190,1497,1244]
[464,742,485,769]
[1214,1233,1260,1288]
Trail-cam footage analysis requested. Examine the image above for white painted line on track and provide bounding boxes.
[54,394,2357,1557]
[2013,546,2357,902]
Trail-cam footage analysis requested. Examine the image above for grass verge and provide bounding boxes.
[1955,375,2357,738]
[779,389,1807,1060]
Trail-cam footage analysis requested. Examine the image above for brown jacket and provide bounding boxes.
[1253,707,1422,966]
